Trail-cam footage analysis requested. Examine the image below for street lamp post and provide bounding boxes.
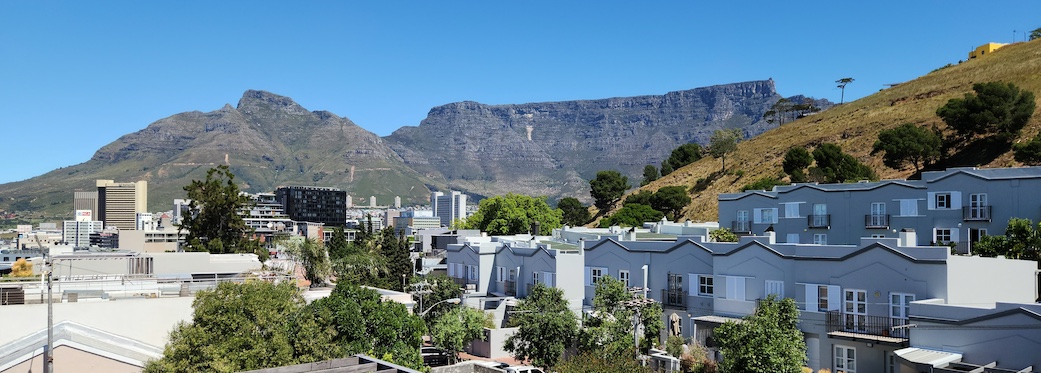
[417,298,461,317]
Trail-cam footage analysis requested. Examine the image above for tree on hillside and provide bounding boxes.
[590,171,630,211]
[641,165,659,186]
[715,295,806,373]
[504,283,578,370]
[178,165,259,254]
[660,143,703,177]
[1014,133,1041,165]
[782,147,814,183]
[558,197,591,226]
[600,204,664,227]
[871,123,943,173]
[836,77,854,104]
[430,306,488,364]
[650,186,691,221]
[464,194,562,235]
[936,81,1036,144]
[764,98,794,124]
[1031,27,1041,41]
[144,281,304,372]
[811,143,877,183]
[709,128,742,173]
[624,190,654,207]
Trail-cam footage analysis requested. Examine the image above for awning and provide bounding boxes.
[894,347,962,367]
[692,315,745,324]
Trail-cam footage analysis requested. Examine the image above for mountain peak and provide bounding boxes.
[236,90,308,114]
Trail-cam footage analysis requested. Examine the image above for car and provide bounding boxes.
[421,346,450,367]
[504,366,544,373]
[470,361,510,369]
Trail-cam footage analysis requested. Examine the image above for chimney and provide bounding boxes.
[579,237,585,250]
[764,225,776,244]
[899,228,917,247]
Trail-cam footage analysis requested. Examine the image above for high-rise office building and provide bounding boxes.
[63,217,104,247]
[74,191,99,219]
[96,180,148,231]
[275,186,347,227]
[431,191,468,227]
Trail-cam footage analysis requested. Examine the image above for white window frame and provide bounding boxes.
[928,191,961,210]
[692,274,714,297]
[753,208,778,224]
[765,280,784,299]
[785,233,800,244]
[585,266,607,286]
[896,198,920,216]
[933,228,958,244]
[782,202,803,218]
[496,266,506,283]
[543,271,555,287]
[736,210,749,222]
[804,284,840,312]
[834,345,856,373]
[813,233,827,245]
[467,265,478,281]
[619,270,630,288]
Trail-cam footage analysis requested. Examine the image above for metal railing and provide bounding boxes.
[865,214,890,229]
[825,310,910,339]
[732,221,751,233]
[962,206,992,221]
[661,289,686,308]
[503,280,516,296]
[807,214,830,228]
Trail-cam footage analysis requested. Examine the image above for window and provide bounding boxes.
[786,233,800,244]
[934,228,953,244]
[737,210,749,222]
[935,193,950,209]
[898,199,919,216]
[834,345,856,373]
[619,270,630,287]
[811,203,828,227]
[928,191,961,210]
[818,285,830,311]
[696,275,714,296]
[585,267,607,286]
[532,271,540,285]
[467,265,478,281]
[496,266,506,282]
[783,202,801,218]
[844,289,867,332]
[813,234,827,245]
[804,284,839,311]
[765,280,784,299]
[969,193,988,219]
[754,208,778,224]
[725,276,746,300]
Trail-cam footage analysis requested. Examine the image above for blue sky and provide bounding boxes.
[1,1,1038,184]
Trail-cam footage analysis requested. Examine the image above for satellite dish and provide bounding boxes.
[267,222,274,229]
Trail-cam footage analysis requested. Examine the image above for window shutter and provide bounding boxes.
[496,266,504,282]
[770,208,779,223]
[951,191,962,209]
[716,275,727,299]
[689,274,697,296]
[805,284,818,311]
[950,228,960,243]
[585,267,592,286]
[786,233,800,244]
[727,276,746,300]
[927,192,936,210]
[753,209,763,224]
[448,263,455,277]
[827,285,841,311]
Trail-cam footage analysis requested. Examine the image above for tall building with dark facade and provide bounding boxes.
[275,186,347,227]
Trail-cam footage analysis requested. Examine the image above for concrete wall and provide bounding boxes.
[911,302,1041,369]
[946,251,1038,306]
[465,327,518,359]
[0,297,194,347]
[2,344,143,373]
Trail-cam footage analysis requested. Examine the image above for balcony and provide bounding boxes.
[962,206,992,221]
[825,310,910,346]
[807,214,830,229]
[732,221,751,233]
[865,214,890,229]
[503,280,516,296]
[661,289,686,308]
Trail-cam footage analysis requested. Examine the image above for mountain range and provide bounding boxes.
[0,79,826,216]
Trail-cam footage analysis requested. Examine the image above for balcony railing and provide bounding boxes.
[661,289,686,308]
[963,206,992,221]
[504,280,516,296]
[732,221,751,233]
[865,214,890,229]
[807,214,830,228]
[825,310,911,341]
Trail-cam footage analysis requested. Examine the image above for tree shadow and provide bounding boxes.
[938,137,1011,170]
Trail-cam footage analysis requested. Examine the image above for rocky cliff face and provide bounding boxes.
[385,80,784,201]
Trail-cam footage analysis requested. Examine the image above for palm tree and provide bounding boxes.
[836,77,854,104]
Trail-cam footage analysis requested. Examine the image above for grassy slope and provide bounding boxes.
[619,39,1041,223]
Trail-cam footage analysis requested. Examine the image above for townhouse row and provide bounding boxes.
[445,225,1041,373]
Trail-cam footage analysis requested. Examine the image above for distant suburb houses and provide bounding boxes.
[446,166,1041,373]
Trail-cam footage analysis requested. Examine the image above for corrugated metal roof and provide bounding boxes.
[894,347,962,367]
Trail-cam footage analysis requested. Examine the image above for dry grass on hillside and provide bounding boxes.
[608,39,1041,224]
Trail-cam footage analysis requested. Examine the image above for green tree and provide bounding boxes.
[709,228,738,242]
[661,143,703,177]
[557,197,591,227]
[464,194,563,235]
[327,227,349,261]
[650,186,691,220]
[410,274,463,324]
[715,295,806,373]
[578,276,662,358]
[709,128,742,173]
[590,171,630,211]
[286,237,330,288]
[742,176,785,192]
[554,349,651,373]
[763,98,794,125]
[836,77,854,104]
[1030,27,1041,41]
[144,281,304,372]
[178,165,258,254]
[430,306,488,364]
[811,143,877,183]
[1014,133,1041,165]
[936,81,1037,144]
[871,123,943,173]
[782,147,813,183]
[377,227,414,291]
[641,165,660,186]
[973,218,1040,261]
[600,204,664,227]
[623,190,654,207]
[503,283,578,369]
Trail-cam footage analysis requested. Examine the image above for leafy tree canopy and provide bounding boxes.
[715,295,806,373]
[661,143,703,177]
[1014,133,1041,165]
[590,171,630,210]
[430,306,487,364]
[578,276,663,358]
[742,176,785,192]
[464,194,563,235]
[178,165,260,255]
[709,228,738,242]
[503,283,578,369]
[624,190,654,207]
[871,123,943,173]
[937,81,1036,144]
[558,197,591,227]
[1032,27,1041,41]
[555,349,651,373]
[600,204,664,228]
[641,165,659,186]
[709,128,742,172]
[973,217,1040,261]
[650,186,691,220]
[410,274,464,324]
[811,143,877,183]
[782,147,813,183]
[286,237,331,287]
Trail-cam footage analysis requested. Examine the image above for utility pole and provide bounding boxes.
[35,234,53,373]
